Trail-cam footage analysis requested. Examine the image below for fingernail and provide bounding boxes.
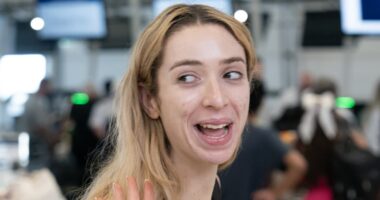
[114,182,123,193]
[144,178,153,187]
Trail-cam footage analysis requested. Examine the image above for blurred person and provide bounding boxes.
[272,72,313,131]
[87,79,116,184]
[219,78,307,200]
[19,78,63,170]
[89,79,116,140]
[69,83,99,185]
[81,4,256,200]
[250,57,273,128]
[296,78,369,200]
[362,81,380,156]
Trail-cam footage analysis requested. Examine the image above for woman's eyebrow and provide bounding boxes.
[169,56,246,71]
[169,59,202,71]
[220,57,246,65]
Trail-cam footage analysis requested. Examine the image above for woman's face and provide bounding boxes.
[154,24,250,165]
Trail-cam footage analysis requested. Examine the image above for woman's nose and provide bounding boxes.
[202,78,228,110]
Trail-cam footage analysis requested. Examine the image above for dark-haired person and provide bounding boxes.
[20,78,63,170]
[219,78,307,200]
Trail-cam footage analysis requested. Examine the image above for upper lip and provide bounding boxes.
[195,118,233,127]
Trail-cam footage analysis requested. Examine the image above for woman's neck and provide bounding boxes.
[172,154,218,200]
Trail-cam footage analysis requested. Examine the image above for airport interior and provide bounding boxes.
[0,0,380,199]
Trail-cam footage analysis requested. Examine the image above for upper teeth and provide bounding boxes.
[200,124,228,129]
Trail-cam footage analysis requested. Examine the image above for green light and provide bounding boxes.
[336,97,355,109]
[71,93,89,105]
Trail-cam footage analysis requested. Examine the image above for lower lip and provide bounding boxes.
[196,125,233,146]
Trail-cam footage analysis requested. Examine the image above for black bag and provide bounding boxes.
[332,117,380,200]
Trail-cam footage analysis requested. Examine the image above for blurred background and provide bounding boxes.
[0,0,379,199]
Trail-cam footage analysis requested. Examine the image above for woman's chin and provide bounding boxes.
[201,148,237,165]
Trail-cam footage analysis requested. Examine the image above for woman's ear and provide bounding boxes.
[139,86,160,119]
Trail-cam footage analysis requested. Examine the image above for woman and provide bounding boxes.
[82,4,256,200]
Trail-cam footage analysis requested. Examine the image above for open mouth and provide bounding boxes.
[194,122,233,145]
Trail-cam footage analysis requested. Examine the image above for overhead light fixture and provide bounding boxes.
[30,17,45,31]
[234,9,248,23]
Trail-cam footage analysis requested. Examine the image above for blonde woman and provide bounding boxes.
[82,4,256,200]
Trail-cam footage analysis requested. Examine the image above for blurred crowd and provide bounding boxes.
[1,61,380,200]
[0,78,116,199]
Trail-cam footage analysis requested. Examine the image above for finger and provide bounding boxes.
[127,176,140,199]
[143,179,155,200]
[113,182,124,200]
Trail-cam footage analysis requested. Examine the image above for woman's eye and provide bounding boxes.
[178,74,197,83]
[224,71,242,80]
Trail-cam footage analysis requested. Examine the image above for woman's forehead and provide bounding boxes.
[162,24,244,61]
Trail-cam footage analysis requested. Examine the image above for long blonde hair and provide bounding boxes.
[82,4,256,200]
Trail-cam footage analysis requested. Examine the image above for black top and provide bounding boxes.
[211,179,222,200]
[218,125,288,200]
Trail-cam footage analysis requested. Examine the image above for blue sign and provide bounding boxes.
[361,0,380,20]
